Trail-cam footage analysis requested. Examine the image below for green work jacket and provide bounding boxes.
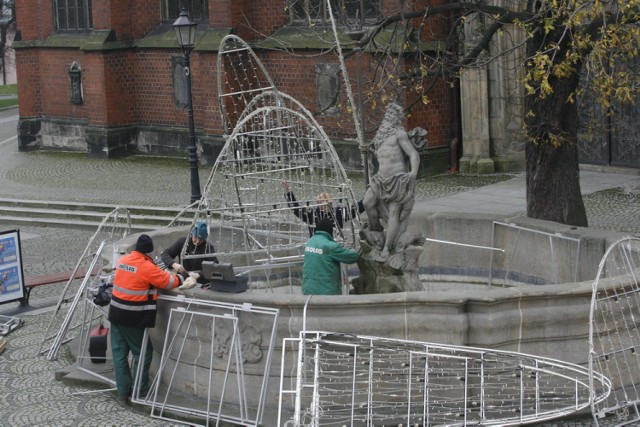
[302,231,360,295]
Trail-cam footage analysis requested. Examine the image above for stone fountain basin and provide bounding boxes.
[109,212,627,423]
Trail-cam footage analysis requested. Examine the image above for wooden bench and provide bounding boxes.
[21,269,94,306]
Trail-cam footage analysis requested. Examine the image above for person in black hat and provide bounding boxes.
[302,218,360,295]
[108,233,194,405]
[160,221,219,284]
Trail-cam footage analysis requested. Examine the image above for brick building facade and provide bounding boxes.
[14,1,456,175]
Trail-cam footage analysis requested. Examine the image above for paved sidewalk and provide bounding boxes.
[1,106,640,425]
[1,110,639,226]
[417,168,640,220]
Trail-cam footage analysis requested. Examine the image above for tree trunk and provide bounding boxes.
[525,132,587,227]
[0,24,6,85]
[524,32,588,227]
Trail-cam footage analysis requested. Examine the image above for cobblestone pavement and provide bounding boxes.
[0,309,169,427]
[1,106,639,425]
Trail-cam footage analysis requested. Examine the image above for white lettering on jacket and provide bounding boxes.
[305,247,323,254]
[118,263,137,273]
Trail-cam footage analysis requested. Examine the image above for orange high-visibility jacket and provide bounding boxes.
[108,250,182,328]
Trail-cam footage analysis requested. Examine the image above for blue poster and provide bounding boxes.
[0,266,20,294]
[0,230,25,304]
[0,237,18,264]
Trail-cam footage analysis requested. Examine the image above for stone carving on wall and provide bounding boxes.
[213,322,263,364]
[354,103,427,294]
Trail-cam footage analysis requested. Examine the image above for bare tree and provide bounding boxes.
[0,0,15,86]
[270,0,640,227]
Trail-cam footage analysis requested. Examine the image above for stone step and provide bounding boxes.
[0,214,158,232]
[0,198,195,231]
[0,198,186,216]
[0,205,175,223]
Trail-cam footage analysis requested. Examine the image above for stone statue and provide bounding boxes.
[354,103,427,294]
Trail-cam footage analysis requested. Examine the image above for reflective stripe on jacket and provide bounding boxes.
[108,250,182,328]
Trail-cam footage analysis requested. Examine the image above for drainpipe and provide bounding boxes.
[449,80,462,174]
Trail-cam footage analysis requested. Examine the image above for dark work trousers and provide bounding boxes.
[110,322,152,397]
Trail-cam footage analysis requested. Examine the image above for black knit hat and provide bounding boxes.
[315,218,335,236]
[135,234,154,254]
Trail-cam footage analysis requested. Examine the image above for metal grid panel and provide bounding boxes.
[490,221,582,286]
[281,331,611,426]
[133,295,279,427]
[180,103,361,290]
[168,34,362,290]
[589,237,640,424]
[217,35,277,136]
[39,207,131,359]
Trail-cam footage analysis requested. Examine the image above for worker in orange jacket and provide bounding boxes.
[108,234,197,405]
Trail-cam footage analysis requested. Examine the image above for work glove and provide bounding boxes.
[188,272,200,281]
[178,276,197,290]
[172,263,186,273]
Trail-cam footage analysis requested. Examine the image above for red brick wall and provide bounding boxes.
[134,51,179,125]
[229,0,254,40]
[16,0,54,40]
[235,0,286,39]
[210,0,285,40]
[92,0,160,40]
[15,0,453,155]
[81,54,108,125]
[405,74,453,149]
[192,53,224,133]
[417,0,453,41]
[131,1,163,39]
[260,51,353,141]
[15,50,42,116]
[259,49,451,149]
[101,51,136,125]
[209,0,232,28]
[381,0,451,42]
[133,50,223,132]
[17,49,137,127]
[27,51,90,120]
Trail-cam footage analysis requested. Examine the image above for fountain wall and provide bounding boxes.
[110,212,628,423]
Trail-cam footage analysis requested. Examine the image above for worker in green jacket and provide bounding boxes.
[302,218,360,295]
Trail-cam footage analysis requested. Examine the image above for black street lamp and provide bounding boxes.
[173,7,202,203]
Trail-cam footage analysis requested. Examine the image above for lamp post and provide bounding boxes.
[173,7,202,203]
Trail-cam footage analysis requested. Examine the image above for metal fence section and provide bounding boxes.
[132,295,279,427]
[489,221,582,286]
[589,237,640,425]
[39,207,131,360]
[280,331,611,426]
